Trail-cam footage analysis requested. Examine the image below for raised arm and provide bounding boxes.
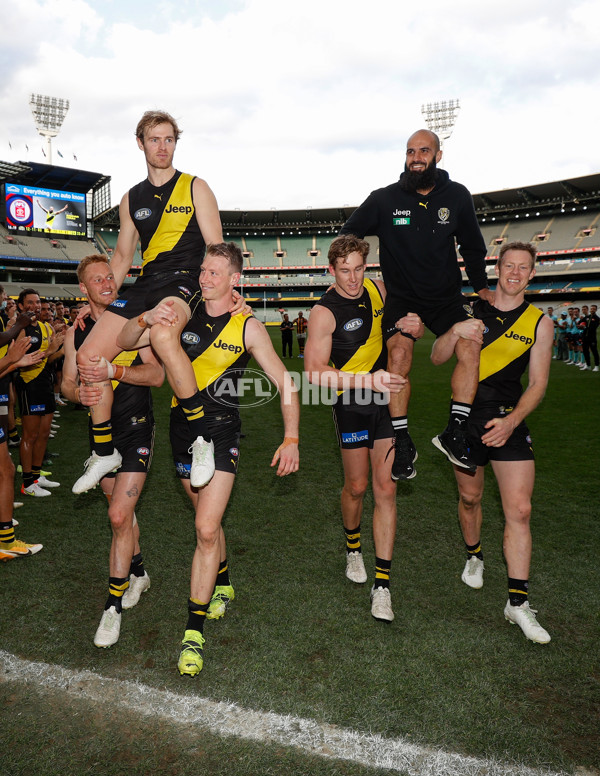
[245,318,299,476]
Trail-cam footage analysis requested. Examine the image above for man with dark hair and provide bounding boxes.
[580,304,599,371]
[293,311,308,358]
[279,313,294,358]
[305,234,420,622]
[73,109,228,495]
[62,255,164,648]
[118,241,299,675]
[431,241,553,643]
[340,129,491,481]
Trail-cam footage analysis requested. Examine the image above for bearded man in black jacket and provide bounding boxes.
[340,129,493,481]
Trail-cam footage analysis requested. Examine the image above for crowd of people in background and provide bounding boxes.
[546,304,600,371]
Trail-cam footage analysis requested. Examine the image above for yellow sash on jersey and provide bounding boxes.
[141,172,195,272]
[479,305,542,382]
[339,279,384,376]
[172,313,251,407]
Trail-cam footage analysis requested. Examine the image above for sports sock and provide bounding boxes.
[8,427,19,442]
[216,559,230,587]
[374,557,392,590]
[344,524,361,554]
[129,552,146,578]
[106,576,129,613]
[0,520,15,545]
[178,391,212,442]
[465,540,483,561]
[92,422,114,456]
[391,416,408,435]
[449,401,471,427]
[508,577,529,607]
[186,597,209,633]
[23,471,35,489]
[32,465,41,482]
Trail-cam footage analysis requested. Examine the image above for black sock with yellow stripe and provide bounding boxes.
[216,559,230,587]
[0,520,15,545]
[508,577,529,607]
[106,576,129,613]
[374,557,392,590]
[8,427,19,442]
[178,391,212,442]
[92,422,114,457]
[32,465,41,482]
[344,525,362,554]
[186,598,209,634]
[129,552,145,578]
[465,541,483,561]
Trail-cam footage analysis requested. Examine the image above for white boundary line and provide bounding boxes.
[0,650,569,776]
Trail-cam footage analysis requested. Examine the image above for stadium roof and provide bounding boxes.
[0,159,110,195]
[472,173,600,215]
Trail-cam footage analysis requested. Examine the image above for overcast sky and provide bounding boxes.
[2,0,600,211]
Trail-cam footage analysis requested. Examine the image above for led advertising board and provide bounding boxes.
[5,183,87,236]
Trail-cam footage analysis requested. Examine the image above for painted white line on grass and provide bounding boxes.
[0,650,568,776]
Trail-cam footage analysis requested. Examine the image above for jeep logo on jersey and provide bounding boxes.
[438,207,450,222]
[206,367,277,409]
[165,205,193,214]
[182,331,200,345]
[134,208,151,220]
[344,318,363,332]
[505,330,533,345]
[214,338,243,355]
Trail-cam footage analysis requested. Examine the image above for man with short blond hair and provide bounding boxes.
[432,241,553,644]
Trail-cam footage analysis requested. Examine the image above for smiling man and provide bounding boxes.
[118,241,299,675]
[62,255,164,648]
[340,129,490,481]
[431,241,554,644]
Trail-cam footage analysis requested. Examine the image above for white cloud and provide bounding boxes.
[1,0,600,210]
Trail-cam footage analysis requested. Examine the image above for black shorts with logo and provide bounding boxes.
[89,415,155,477]
[108,271,201,319]
[332,399,394,450]
[170,406,241,478]
[382,294,473,341]
[467,403,534,466]
[15,377,56,416]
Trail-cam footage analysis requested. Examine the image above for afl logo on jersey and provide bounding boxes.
[137,447,150,456]
[344,318,363,332]
[134,208,152,221]
[182,331,200,345]
[30,336,40,345]
[178,286,192,297]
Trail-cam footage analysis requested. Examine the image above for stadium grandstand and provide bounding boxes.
[2,159,600,318]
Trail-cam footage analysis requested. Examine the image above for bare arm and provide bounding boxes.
[304,305,405,393]
[0,313,32,347]
[110,192,140,289]
[193,178,223,245]
[0,338,44,379]
[480,315,553,447]
[78,346,164,388]
[245,318,299,476]
[431,318,485,365]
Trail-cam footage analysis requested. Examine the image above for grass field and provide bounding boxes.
[1,330,599,776]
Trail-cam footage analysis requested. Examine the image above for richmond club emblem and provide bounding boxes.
[438,207,450,222]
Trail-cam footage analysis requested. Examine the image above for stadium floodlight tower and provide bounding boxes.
[29,93,70,165]
[421,99,460,155]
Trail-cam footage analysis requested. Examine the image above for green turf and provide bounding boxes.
[1,330,599,775]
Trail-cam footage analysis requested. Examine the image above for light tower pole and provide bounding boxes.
[420,99,460,155]
[29,93,70,165]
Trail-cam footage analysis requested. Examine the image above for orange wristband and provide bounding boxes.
[113,364,125,381]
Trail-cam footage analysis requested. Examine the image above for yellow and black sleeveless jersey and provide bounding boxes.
[0,314,10,400]
[128,170,205,277]
[173,308,253,417]
[315,278,386,402]
[17,321,53,384]
[474,299,544,407]
[0,313,8,362]
[74,318,153,425]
